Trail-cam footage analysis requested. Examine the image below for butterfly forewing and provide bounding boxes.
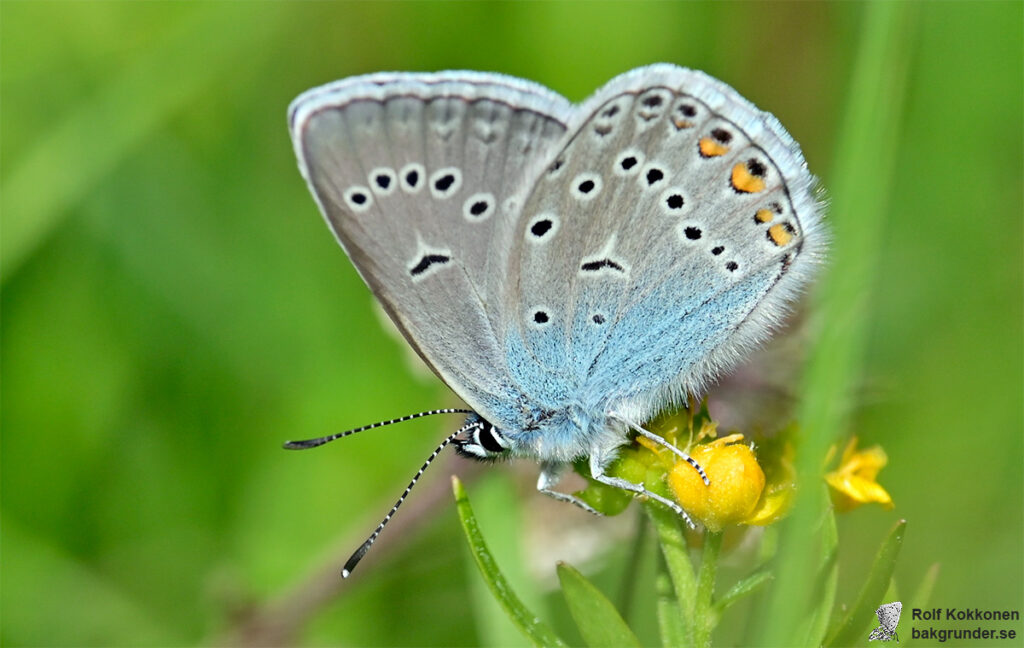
[506,65,822,422]
[290,72,574,420]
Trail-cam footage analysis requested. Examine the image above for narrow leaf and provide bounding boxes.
[557,562,641,648]
[825,519,907,647]
[714,570,773,614]
[452,477,568,648]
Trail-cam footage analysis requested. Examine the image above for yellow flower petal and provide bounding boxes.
[826,437,894,512]
[669,438,765,532]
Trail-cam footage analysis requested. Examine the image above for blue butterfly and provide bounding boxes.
[286,65,823,576]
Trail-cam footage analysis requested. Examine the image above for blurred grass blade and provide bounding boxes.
[824,519,907,647]
[1,4,280,281]
[714,570,772,615]
[801,507,840,645]
[761,1,917,643]
[452,477,568,648]
[911,563,940,611]
[656,571,689,648]
[556,562,641,648]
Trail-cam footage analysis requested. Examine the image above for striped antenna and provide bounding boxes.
[342,420,480,578]
[282,408,473,449]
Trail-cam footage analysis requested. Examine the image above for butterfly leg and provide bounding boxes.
[536,462,602,515]
[589,450,697,528]
[610,413,710,485]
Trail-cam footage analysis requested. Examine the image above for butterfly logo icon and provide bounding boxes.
[869,601,901,642]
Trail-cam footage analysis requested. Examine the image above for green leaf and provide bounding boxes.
[824,519,907,647]
[452,477,568,648]
[557,562,642,648]
[714,570,773,614]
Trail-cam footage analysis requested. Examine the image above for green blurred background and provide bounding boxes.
[2,2,1021,646]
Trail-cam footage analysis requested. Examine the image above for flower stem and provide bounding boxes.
[647,504,697,646]
[693,531,722,648]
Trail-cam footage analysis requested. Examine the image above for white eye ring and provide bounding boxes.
[367,167,397,196]
[570,172,602,201]
[429,167,462,199]
[613,149,645,176]
[463,193,496,221]
[399,163,426,193]
[343,186,373,212]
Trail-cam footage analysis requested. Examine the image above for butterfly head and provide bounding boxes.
[454,415,512,461]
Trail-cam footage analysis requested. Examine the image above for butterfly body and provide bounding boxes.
[289,65,823,542]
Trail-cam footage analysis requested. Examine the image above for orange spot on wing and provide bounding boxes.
[731,163,766,193]
[673,118,694,130]
[768,223,794,246]
[699,137,729,157]
[756,209,775,223]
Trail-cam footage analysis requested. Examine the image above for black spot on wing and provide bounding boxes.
[581,258,625,273]
[410,254,451,276]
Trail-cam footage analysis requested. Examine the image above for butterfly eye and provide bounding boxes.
[476,424,508,454]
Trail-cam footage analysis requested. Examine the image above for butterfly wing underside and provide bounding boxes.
[504,65,823,422]
[289,72,574,420]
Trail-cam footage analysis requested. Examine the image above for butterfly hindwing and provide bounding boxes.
[506,65,823,423]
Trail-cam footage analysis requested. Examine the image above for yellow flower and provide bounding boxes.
[667,434,766,532]
[826,437,894,512]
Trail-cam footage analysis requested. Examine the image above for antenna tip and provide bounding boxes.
[283,439,321,450]
[341,568,352,579]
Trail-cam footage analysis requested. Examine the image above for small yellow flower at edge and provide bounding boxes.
[667,434,766,532]
[826,437,894,513]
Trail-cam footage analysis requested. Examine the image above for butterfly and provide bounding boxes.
[285,64,824,576]
[869,601,902,642]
